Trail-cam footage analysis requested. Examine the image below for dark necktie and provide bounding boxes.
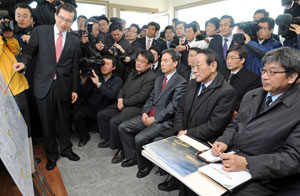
[149,76,167,117]
[265,96,272,108]
[223,38,228,59]
[198,83,206,96]
[227,73,234,84]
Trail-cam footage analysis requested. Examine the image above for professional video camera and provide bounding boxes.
[80,56,105,78]
[276,14,300,39]
[282,0,297,6]
[0,10,17,34]
[233,21,259,45]
[111,46,126,60]
[54,0,62,6]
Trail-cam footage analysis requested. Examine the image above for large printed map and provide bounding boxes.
[0,71,34,196]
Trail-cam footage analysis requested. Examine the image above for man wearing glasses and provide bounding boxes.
[243,17,281,76]
[211,47,300,196]
[13,3,81,171]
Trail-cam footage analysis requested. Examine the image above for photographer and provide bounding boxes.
[0,18,31,137]
[31,0,77,26]
[289,23,300,49]
[96,22,132,78]
[73,55,123,147]
[243,17,282,75]
[80,18,102,58]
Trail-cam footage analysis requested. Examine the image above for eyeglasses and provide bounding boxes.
[261,68,288,76]
[136,59,148,64]
[226,56,240,60]
[128,29,137,34]
[57,15,73,24]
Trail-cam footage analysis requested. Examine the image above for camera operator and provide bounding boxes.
[73,55,123,147]
[96,22,132,79]
[32,0,77,26]
[0,18,31,137]
[123,23,142,80]
[243,17,282,75]
[80,18,102,58]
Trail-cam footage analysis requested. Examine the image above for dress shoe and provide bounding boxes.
[111,150,125,164]
[121,158,137,167]
[98,139,110,148]
[158,177,180,192]
[78,136,91,147]
[61,152,80,161]
[136,164,154,178]
[46,160,57,171]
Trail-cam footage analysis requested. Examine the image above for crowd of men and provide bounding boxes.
[1,1,300,195]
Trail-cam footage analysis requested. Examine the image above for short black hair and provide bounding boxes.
[109,22,122,32]
[227,45,248,61]
[141,25,147,30]
[137,50,154,64]
[191,21,200,31]
[149,44,161,56]
[14,2,33,17]
[164,25,175,33]
[56,3,77,22]
[176,20,187,29]
[84,18,98,29]
[161,49,181,64]
[197,48,219,69]
[186,23,197,33]
[97,14,109,24]
[103,55,117,68]
[147,22,159,32]
[129,23,141,34]
[77,15,87,23]
[205,17,220,29]
[172,18,180,25]
[189,47,202,54]
[254,9,269,18]
[262,47,300,78]
[258,17,275,30]
[220,15,234,27]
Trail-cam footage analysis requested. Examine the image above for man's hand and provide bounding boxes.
[142,113,148,125]
[71,92,78,104]
[220,154,247,172]
[13,62,25,72]
[2,31,13,39]
[117,98,124,110]
[96,41,104,51]
[113,43,125,53]
[21,35,30,43]
[46,0,55,3]
[211,142,228,156]
[176,45,186,52]
[90,70,100,87]
[79,70,88,84]
[144,117,155,127]
[123,56,131,62]
[243,32,251,45]
[177,130,187,137]
[81,35,89,44]
[290,24,300,35]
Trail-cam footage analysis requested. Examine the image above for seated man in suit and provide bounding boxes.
[118,49,187,178]
[158,48,236,192]
[97,50,156,164]
[210,47,300,196]
[225,45,261,110]
[209,15,235,76]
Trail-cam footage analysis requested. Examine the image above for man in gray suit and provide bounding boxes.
[211,47,300,195]
[118,49,188,178]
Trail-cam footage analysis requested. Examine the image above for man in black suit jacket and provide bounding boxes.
[209,15,235,76]
[14,3,81,170]
[118,49,187,178]
[212,47,300,196]
[225,46,261,110]
[137,22,160,50]
[158,49,236,192]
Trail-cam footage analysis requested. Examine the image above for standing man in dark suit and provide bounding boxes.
[13,3,81,171]
[212,47,300,196]
[137,22,160,50]
[118,49,187,178]
[225,46,261,110]
[209,15,235,76]
[158,48,236,192]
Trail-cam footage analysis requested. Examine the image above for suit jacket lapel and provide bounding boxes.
[185,81,199,119]
[153,75,164,103]
[48,26,56,64]
[58,31,72,63]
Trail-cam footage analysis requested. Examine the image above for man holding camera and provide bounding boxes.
[13,3,81,171]
[73,55,123,147]
[243,17,282,76]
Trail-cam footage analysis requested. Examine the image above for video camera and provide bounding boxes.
[0,10,17,34]
[276,14,300,39]
[111,46,126,60]
[80,56,105,78]
[233,21,259,45]
[54,0,62,7]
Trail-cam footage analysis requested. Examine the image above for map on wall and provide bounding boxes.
[0,71,34,196]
